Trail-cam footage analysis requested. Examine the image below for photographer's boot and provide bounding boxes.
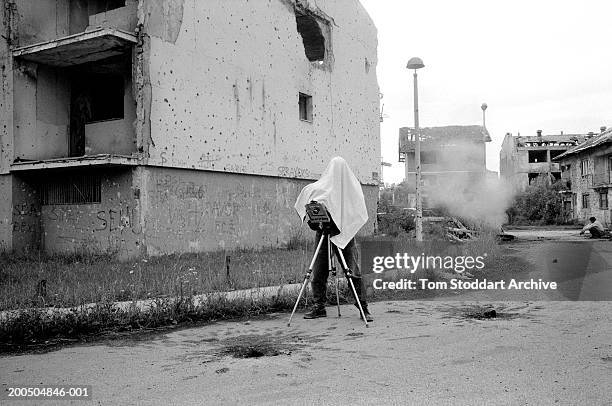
[357,303,373,322]
[303,305,327,319]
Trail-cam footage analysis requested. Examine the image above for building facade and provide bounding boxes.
[398,125,490,207]
[554,129,612,225]
[500,130,598,192]
[1,0,380,257]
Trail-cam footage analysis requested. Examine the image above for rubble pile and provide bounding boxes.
[445,217,479,242]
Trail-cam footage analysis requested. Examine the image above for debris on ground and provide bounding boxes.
[445,217,479,243]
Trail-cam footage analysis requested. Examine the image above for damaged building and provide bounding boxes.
[500,130,598,191]
[398,125,491,207]
[554,128,612,224]
[0,0,380,257]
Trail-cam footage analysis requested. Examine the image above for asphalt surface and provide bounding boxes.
[1,232,611,405]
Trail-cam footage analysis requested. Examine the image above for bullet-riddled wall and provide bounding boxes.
[0,0,379,257]
[139,0,380,183]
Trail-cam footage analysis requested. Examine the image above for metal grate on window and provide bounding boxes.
[40,174,102,205]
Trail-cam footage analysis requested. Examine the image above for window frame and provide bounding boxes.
[600,191,609,210]
[298,92,313,123]
[581,159,589,177]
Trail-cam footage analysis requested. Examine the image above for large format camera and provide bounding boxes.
[305,200,340,236]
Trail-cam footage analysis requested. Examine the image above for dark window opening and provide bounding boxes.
[88,74,125,123]
[528,173,539,184]
[40,174,102,205]
[582,194,589,209]
[299,93,313,122]
[88,0,126,15]
[295,11,326,62]
[600,191,608,209]
[528,150,547,163]
[550,150,565,160]
[552,172,562,181]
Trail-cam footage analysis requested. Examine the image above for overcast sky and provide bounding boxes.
[360,0,612,184]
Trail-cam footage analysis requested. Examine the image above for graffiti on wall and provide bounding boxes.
[43,202,141,257]
[12,202,40,234]
[146,171,304,250]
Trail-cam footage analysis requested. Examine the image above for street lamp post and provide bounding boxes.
[407,57,424,241]
[481,103,488,173]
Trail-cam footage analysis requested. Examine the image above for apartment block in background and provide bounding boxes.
[500,130,598,192]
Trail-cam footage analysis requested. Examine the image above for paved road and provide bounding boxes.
[1,301,611,405]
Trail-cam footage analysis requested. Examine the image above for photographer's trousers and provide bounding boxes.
[311,231,367,307]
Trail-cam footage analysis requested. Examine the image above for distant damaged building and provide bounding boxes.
[0,0,380,257]
[554,128,612,224]
[500,130,596,191]
[398,125,491,207]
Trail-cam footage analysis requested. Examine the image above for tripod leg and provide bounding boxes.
[328,236,341,317]
[288,232,325,327]
[336,246,368,328]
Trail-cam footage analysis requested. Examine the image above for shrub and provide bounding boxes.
[508,178,566,225]
[377,207,415,236]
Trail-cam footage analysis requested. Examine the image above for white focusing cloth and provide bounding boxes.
[294,157,368,249]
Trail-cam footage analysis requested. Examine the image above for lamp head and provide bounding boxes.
[406,57,425,70]
[481,103,488,111]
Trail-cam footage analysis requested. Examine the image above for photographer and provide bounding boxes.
[294,157,373,322]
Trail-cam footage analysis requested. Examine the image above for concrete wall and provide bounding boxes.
[0,2,14,174]
[14,64,71,160]
[41,168,143,257]
[11,174,42,253]
[140,0,380,185]
[87,0,138,32]
[138,166,377,255]
[13,0,70,46]
[0,175,13,250]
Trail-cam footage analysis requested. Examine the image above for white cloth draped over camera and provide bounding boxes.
[294,156,368,249]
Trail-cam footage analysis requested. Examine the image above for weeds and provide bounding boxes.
[0,247,312,311]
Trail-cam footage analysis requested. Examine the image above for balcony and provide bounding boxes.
[13,28,137,67]
[10,154,140,172]
[12,28,137,167]
[13,0,137,48]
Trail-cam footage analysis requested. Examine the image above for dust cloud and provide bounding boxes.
[423,140,515,227]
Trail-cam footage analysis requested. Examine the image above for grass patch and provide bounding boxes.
[0,245,316,311]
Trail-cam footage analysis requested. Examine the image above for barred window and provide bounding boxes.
[40,175,101,205]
